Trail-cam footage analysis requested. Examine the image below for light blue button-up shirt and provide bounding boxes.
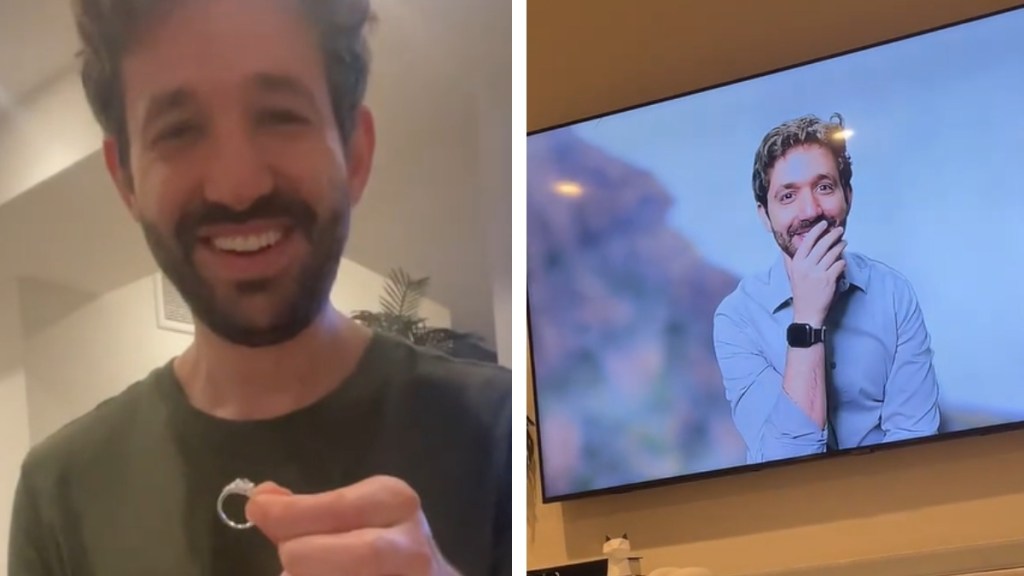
[713,251,940,464]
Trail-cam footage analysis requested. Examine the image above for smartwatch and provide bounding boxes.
[787,323,826,348]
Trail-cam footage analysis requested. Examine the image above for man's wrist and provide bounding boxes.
[792,313,825,326]
[787,322,827,349]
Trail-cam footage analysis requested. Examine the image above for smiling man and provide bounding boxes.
[7,0,511,575]
[712,114,940,465]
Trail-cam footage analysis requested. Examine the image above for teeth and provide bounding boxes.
[211,230,283,253]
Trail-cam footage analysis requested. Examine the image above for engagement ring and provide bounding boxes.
[217,478,255,530]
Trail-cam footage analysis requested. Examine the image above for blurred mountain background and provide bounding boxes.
[527,128,746,495]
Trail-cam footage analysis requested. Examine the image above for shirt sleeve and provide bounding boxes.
[881,278,941,441]
[714,303,829,463]
[8,462,65,576]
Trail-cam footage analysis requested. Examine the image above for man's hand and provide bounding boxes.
[785,220,846,326]
[245,476,460,576]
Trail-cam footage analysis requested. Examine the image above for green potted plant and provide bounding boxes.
[351,268,496,363]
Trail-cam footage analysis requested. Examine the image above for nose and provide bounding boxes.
[796,190,824,220]
[202,123,274,210]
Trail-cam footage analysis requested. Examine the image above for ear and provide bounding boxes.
[844,185,853,214]
[757,202,773,233]
[102,137,140,221]
[343,105,376,208]
[605,535,611,542]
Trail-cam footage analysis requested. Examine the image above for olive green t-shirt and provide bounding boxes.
[8,333,511,576]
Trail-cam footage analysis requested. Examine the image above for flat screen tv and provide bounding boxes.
[528,5,1024,502]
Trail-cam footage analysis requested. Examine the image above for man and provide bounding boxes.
[713,114,940,465]
[8,0,511,575]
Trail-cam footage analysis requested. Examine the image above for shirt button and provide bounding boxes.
[831,361,837,369]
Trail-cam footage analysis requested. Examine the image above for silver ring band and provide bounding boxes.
[217,478,255,530]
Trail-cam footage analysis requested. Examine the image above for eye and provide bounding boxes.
[153,121,201,144]
[258,109,310,126]
[817,182,835,193]
[779,192,795,204]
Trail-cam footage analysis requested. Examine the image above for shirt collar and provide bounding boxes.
[765,252,870,314]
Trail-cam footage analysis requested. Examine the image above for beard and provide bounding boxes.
[773,214,846,258]
[141,188,350,348]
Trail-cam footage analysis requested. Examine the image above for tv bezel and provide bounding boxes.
[527,3,1024,504]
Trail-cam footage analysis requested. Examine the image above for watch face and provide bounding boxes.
[787,323,818,347]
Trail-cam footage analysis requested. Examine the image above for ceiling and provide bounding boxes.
[528,0,1024,132]
[0,0,510,343]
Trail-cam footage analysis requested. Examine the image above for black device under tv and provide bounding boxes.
[527,4,1024,503]
[527,558,608,576]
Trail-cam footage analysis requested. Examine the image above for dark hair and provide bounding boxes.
[72,0,374,170]
[752,113,853,208]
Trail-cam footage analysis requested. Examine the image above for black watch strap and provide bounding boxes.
[787,323,826,348]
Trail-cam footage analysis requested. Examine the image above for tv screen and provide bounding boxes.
[528,6,1024,501]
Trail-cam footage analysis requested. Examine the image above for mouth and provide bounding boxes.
[194,221,300,282]
[791,223,833,241]
[208,229,285,254]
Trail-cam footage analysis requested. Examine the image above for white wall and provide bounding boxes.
[0,279,30,574]
[482,96,512,367]
[20,276,193,443]
[0,70,99,208]
[475,11,513,367]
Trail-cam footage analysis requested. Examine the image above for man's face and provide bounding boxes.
[759,144,850,258]
[106,0,374,347]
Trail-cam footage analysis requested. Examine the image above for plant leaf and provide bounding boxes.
[403,276,429,318]
[379,268,430,319]
[380,269,405,316]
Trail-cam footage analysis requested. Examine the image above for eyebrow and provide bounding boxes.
[247,73,319,111]
[138,74,320,137]
[140,88,195,138]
